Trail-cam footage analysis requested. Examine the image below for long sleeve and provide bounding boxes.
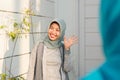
[63,49,72,72]
[27,42,40,80]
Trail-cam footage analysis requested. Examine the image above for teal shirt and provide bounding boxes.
[81,0,120,80]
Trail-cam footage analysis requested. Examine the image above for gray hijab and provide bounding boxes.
[44,18,66,49]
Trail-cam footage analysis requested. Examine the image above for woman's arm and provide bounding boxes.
[63,36,78,72]
[63,48,71,72]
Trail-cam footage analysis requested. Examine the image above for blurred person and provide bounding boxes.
[80,0,120,80]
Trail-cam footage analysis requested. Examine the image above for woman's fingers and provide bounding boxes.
[69,36,78,45]
[64,35,78,46]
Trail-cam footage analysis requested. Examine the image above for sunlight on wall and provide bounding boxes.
[0,0,55,79]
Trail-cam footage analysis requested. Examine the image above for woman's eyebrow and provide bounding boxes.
[49,25,53,28]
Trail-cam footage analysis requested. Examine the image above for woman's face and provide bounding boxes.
[48,23,61,41]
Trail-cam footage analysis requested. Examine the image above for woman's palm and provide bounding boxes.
[64,36,78,50]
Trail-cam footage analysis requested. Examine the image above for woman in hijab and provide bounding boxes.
[81,0,120,80]
[27,18,78,80]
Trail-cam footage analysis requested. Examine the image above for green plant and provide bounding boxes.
[0,73,7,80]
[0,8,35,80]
[0,8,34,41]
[0,73,25,80]
[0,25,6,29]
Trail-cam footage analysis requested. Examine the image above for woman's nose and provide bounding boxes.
[52,29,57,34]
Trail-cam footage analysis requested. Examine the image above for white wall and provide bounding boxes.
[0,0,30,78]
[0,0,55,79]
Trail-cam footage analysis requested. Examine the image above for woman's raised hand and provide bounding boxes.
[64,35,78,50]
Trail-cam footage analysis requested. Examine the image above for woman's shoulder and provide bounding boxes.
[36,41,44,46]
[33,41,44,48]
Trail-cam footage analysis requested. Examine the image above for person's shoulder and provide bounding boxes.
[33,41,44,47]
[37,41,44,45]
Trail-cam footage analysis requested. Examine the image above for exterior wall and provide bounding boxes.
[0,0,54,79]
[79,0,104,78]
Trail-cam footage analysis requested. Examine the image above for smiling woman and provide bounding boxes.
[27,18,78,80]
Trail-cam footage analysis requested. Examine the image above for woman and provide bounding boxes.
[27,18,78,80]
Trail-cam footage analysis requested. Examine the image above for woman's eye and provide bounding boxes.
[49,27,53,30]
[56,29,60,32]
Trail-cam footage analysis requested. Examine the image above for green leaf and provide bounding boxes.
[24,9,34,15]
[8,76,25,80]
[13,22,19,28]
[0,73,7,80]
[0,25,6,29]
[17,76,25,80]
[8,77,17,80]
[8,32,17,41]
[22,17,31,27]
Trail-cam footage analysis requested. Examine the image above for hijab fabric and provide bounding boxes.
[99,0,120,79]
[44,18,66,49]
